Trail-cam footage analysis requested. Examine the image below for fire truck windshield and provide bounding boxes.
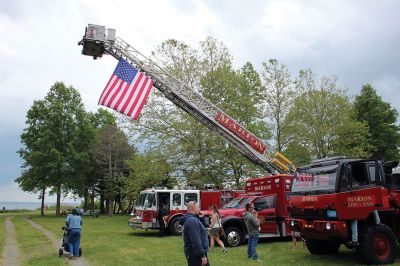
[136,192,155,208]
[223,197,253,209]
[291,164,337,193]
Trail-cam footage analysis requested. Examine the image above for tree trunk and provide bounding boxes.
[91,186,95,214]
[113,198,117,214]
[83,189,89,210]
[40,187,45,216]
[100,192,106,214]
[119,195,124,215]
[108,199,113,217]
[56,185,61,216]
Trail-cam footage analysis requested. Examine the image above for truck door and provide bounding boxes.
[253,195,277,234]
[338,161,384,220]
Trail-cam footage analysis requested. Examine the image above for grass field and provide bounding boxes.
[13,216,68,266]
[2,213,400,265]
[0,216,5,265]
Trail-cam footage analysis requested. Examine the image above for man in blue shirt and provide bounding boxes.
[66,208,82,259]
[182,201,209,266]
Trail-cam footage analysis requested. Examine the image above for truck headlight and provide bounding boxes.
[290,220,295,227]
[325,223,332,230]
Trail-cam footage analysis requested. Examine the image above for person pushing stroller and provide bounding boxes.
[66,208,83,260]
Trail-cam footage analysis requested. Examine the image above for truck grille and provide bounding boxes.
[292,208,327,220]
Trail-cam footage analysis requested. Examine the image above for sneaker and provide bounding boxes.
[253,258,262,262]
[223,249,228,253]
[347,240,359,246]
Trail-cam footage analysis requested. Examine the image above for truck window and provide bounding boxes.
[137,193,146,207]
[145,193,155,208]
[253,195,276,211]
[173,193,181,207]
[368,165,379,183]
[351,163,368,186]
[184,193,198,205]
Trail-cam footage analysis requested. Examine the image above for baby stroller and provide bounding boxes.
[58,223,82,257]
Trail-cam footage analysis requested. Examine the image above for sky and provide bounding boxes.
[1,0,400,202]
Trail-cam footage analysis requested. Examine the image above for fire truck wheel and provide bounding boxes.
[225,226,243,247]
[358,224,397,265]
[305,238,340,255]
[168,217,183,236]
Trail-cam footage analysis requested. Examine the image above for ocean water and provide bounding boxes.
[0,202,57,210]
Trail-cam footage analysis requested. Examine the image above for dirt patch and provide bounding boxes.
[23,217,90,266]
[1,216,21,266]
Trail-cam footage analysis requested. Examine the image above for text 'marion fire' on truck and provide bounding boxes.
[286,157,400,265]
[78,24,295,244]
[128,186,244,236]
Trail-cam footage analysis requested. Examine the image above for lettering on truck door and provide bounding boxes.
[338,161,384,220]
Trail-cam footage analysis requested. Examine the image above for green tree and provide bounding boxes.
[94,124,135,215]
[261,59,297,152]
[80,109,116,214]
[123,150,176,203]
[17,100,51,216]
[353,84,400,160]
[286,70,369,160]
[18,82,91,215]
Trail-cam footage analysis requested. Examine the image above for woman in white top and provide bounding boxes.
[209,205,227,253]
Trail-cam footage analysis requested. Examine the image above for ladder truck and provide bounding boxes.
[78,24,295,175]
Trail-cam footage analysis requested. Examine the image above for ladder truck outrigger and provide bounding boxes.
[78,24,296,239]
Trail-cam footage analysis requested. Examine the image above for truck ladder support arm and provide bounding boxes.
[79,24,295,174]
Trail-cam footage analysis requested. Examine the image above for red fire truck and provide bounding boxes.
[128,187,243,235]
[286,157,400,264]
[201,174,293,247]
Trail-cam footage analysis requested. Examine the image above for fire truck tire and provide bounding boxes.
[224,226,244,247]
[305,238,340,255]
[168,217,183,236]
[358,224,397,265]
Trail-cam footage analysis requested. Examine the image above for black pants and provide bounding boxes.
[186,253,209,266]
[159,219,166,237]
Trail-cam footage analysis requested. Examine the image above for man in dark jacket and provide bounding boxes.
[182,201,209,266]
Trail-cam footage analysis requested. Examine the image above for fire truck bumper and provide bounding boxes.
[128,218,152,229]
[286,218,348,240]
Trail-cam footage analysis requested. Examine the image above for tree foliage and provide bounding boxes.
[261,59,297,151]
[285,70,370,161]
[94,124,135,215]
[353,84,400,160]
[18,82,92,215]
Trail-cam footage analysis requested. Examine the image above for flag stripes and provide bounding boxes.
[98,59,154,121]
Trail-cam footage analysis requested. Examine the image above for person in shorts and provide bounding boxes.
[209,205,227,253]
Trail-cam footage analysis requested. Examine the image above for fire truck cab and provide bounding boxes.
[287,157,400,264]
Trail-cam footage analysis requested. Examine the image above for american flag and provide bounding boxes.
[98,59,154,121]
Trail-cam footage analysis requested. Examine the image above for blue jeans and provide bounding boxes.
[68,228,81,257]
[350,220,358,242]
[247,233,259,259]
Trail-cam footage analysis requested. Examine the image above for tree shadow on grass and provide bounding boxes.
[127,230,162,237]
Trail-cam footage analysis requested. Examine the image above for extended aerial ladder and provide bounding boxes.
[78,24,295,174]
